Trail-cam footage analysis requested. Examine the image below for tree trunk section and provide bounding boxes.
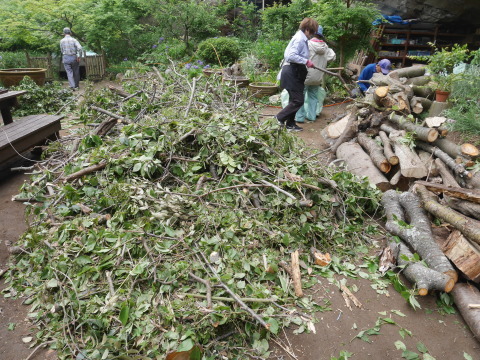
[415,184,480,247]
[389,242,455,295]
[411,97,432,114]
[451,283,480,341]
[443,197,480,221]
[432,138,480,160]
[416,141,471,178]
[405,75,431,86]
[357,133,391,173]
[412,85,434,99]
[440,230,480,283]
[336,142,390,191]
[390,135,428,179]
[389,66,426,79]
[428,101,451,117]
[378,131,399,165]
[389,113,438,142]
[382,190,457,281]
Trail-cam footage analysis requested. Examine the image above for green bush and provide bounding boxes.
[138,39,189,70]
[11,77,74,116]
[197,37,241,67]
[251,39,288,70]
[0,51,29,69]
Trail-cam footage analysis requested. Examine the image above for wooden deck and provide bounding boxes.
[0,114,63,164]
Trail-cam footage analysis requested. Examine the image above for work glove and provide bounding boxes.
[306,60,314,68]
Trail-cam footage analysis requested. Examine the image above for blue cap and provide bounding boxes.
[315,25,323,36]
[378,59,392,74]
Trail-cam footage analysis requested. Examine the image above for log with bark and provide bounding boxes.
[63,161,108,182]
[382,190,457,281]
[390,133,428,179]
[405,75,431,86]
[440,230,480,283]
[432,138,479,160]
[435,158,461,187]
[410,97,432,114]
[414,181,480,204]
[378,131,399,165]
[389,242,455,295]
[389,113,438,143]
[388,66,426,80]
[416,141,471,178]
[336,142,390,191]
[451,283,480,340]
[357,133,391,173]
[443,197,480,221]
[411,85,434,99]
[415,184,480,247]
[392,92,411,113]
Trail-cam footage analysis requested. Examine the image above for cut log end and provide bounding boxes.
[418,288,428,296]
[427,129,439,142]
[461,143,480,158]
[445,278,455,293]
[388,156,399,166]
[445,268,459,284]
[380,162,392,174]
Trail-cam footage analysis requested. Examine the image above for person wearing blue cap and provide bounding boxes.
[295,25,335,123]
[357,59,392,94]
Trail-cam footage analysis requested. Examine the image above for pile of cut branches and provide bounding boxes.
[3,65,380,359]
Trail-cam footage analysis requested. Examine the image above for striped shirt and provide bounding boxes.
[60,35,82,57]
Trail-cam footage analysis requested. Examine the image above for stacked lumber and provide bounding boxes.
[324,64,480,340]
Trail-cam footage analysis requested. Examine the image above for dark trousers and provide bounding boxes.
[277,64,307,126]
[277,89,305,126]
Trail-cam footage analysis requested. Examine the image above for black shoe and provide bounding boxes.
[286,124,303,132]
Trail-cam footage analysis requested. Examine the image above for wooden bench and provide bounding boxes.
[0,114,63,164]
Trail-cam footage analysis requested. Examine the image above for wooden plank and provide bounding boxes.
[0,114,62,163]
[0,115,61,142]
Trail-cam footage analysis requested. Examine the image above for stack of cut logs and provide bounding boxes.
[323,65,480,341]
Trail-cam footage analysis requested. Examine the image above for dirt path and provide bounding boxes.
[1,86,479,359]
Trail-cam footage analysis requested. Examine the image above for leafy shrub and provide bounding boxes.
[11,77,74,116]
[0,51,29,69]
[106,60,150,77]
[197,37,241,67]
[251,39,288,70]
[137,39,190,71]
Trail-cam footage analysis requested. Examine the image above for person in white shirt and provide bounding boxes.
[276,18,318,132]
[60,28,82,90]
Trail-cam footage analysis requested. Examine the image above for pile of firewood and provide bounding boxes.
[323,65,480,341]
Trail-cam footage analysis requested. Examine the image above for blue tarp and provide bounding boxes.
[372,15,419,26]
